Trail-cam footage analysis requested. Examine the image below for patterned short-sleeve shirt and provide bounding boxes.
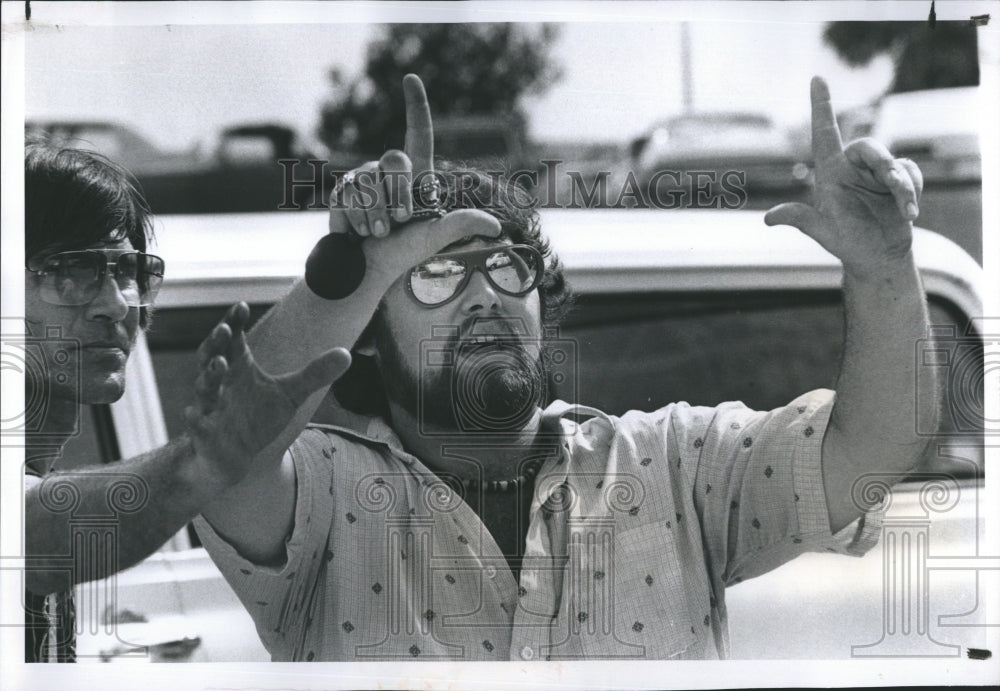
[193,389,881,661]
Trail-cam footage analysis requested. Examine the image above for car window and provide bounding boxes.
[555,291,981,478]
[146,292,982,485]
[670,115,773,143]
[218,137,275,165]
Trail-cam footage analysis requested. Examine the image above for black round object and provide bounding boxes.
[304,233,367,300]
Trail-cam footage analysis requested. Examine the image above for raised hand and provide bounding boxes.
[765,77,923,280]
[184,302,352,488]
[328,74,501,287]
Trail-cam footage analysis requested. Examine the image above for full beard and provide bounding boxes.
[378,332,547,434]
[447,340,544,432]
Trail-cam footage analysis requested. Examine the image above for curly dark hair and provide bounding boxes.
[25,137,157,328]
[333,162,574,417]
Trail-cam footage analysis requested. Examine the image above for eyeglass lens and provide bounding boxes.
[38,251,164,307]
[410,246,539,305]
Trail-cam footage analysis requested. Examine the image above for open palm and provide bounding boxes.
[184,302,351,488]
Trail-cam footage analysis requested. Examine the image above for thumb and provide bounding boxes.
[764,202,824,241]
[279,347,353,406]
[421,209,502,255]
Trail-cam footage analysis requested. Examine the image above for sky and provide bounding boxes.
[21,12,898,150]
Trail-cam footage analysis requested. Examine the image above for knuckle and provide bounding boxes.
[852,137,890,159]
[899,158,920,175]
[346,208,367,226]
[380,149,407,166]
[357,164,379,183]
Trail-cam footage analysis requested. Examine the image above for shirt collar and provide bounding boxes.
[535,401,616,508]
[306,400,613,474]
[307,408,411,460]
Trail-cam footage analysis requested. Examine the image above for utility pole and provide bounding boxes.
[680,22,693,113]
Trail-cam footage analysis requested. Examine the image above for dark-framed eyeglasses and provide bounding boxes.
[26,249,165,307]
[406,244,544,308]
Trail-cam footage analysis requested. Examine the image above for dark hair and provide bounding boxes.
[333,163,575,417]
[25,137,156,326]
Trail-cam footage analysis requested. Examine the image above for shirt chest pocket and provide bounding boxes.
[564,520,698,659]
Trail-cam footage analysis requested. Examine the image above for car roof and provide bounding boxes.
[871,87,981,144]
[150,208,982,323]
[648,112,775,129]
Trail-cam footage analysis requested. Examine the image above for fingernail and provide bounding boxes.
[395,207,408,222]
[905,202,918,219]
[373,219,386,237]
[359,222,369,235]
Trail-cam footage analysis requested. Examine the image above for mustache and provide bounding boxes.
[450,317,532,347]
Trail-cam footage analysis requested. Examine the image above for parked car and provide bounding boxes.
[870,87,981,185]
[869,87,984,265]
[64,208,987,662]
[785,88,984,264]
[137,123,339,215]
[432,113,537,179]
[26,119,338,216]
[25,119,199,175]
[629,113,811,209]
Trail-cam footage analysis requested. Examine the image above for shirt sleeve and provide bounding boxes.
[667,389,883,586]
[192,427,337,656]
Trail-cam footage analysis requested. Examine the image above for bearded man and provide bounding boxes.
[193,74,934,661]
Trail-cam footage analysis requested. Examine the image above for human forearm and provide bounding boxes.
[198,449,297,566]
[763,77,934,534]
[198,75,500,563]
[187,298,354,567]
[822,251,938,531]
[242,275,388,446]
[197,256,391,564]
[25,436,211,594]
[243,205,501,452]
[248,275,387,374]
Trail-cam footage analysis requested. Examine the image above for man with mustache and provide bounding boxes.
[22,140,351,662]
[193,74,935,660]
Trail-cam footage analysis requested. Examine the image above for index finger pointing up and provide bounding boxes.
[403,73,434,173]
[811,76,844,162]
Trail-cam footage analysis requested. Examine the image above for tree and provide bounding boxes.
[823,21,979,94]
[318,24,561,159]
